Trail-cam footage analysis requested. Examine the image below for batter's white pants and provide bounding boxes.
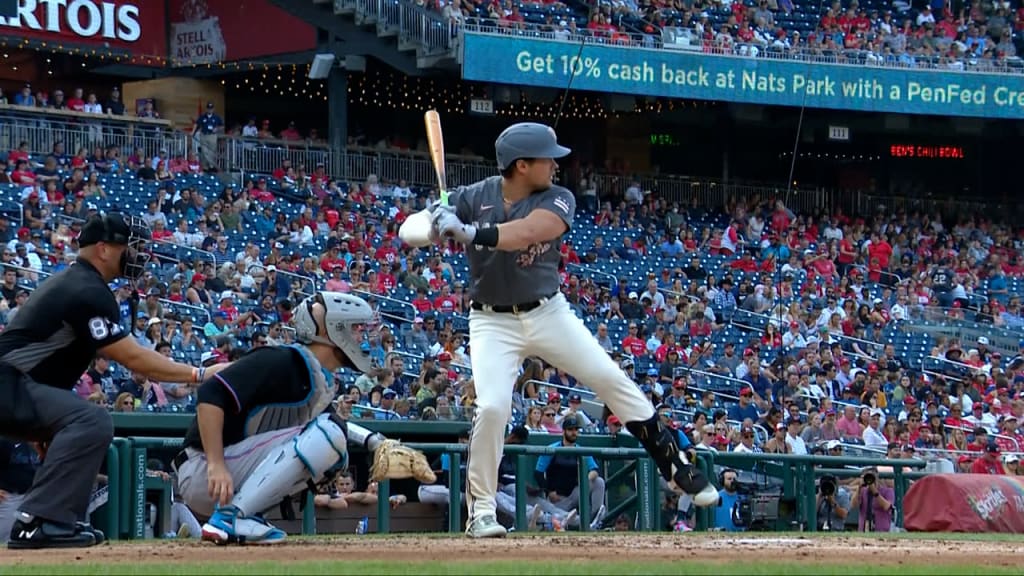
[465,293,654,523]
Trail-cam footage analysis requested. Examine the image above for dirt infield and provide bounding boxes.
[4,534,1021,569]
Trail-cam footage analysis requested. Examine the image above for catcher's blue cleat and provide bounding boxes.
[201,505,286,545]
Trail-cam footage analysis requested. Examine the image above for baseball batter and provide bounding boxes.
[173,291,434,544]
[402,122,717,538]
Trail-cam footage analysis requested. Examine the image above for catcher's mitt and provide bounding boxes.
[370,440,436,483]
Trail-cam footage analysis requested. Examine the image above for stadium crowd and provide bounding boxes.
[1,124,1023,491]
[433,0,1024,69]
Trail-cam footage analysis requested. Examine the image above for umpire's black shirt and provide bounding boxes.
[183,346,312,451]
[0,259,126,388]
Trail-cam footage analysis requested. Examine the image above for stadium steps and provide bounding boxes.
[334,0,455,67]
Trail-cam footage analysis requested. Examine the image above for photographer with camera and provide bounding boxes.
[815,473,850,531]
[849,466,894,532]
[713,469,743,532]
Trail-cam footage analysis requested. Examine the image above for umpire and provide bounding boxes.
[0,213,225,549]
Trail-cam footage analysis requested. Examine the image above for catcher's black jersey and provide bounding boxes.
[183,346,313,451]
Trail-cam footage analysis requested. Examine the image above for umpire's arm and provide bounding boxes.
[100,337,228,384]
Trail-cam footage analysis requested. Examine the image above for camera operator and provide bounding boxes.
[815,475,850,531]
[713,469,743,532]
[849,466,894,532]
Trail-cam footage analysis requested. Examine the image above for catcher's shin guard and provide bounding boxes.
[231,413,348,517]
[625,415,718,507]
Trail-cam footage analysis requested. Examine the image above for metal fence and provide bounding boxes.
[0,107,187,163]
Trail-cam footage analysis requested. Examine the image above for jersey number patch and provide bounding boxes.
[88,317,110,340]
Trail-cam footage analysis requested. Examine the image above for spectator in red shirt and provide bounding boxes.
[621,323,646,357]
[279,121,302,141]
[250,178,275,201]
[272,159,292,181]
[66,87,85,112]
[10,160,36,185]
[411,287,433,312]
[433,285,458,314]
[970,443,1007,474]
[319,244,346,273]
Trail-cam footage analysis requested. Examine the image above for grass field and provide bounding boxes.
[4,532,1020,575]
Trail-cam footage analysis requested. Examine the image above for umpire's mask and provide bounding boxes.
[79,212,153,283]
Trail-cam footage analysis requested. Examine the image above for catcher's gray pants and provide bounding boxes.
[175,426,302,519]
[0,372,113,526]
[0,491,26,543]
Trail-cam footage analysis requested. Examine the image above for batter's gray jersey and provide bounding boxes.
[449,175,575,306]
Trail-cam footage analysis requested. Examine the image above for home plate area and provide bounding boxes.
[3,534,1020,569]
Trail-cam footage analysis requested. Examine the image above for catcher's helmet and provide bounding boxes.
[292,291,376,373]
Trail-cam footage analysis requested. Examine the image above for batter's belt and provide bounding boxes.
[470,294,555,314]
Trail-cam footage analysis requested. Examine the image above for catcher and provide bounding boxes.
[172,291,434,545]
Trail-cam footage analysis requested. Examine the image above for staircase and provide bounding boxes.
[315,0,458,69]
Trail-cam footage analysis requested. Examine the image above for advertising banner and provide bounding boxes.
[904,474,1024,533]
[168,0,316,66]
[0,0,166,57]
[462,32,1024,119]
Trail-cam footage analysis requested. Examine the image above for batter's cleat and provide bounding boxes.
[8,513,97,549]
[76,522,105,546]
[465,515,507,539]
[201,506,286,545]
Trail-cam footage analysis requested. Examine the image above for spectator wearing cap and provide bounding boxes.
[534,415,606,528]
[1004,454,1021,476]
[971,443,1007,475]
[203,310,232,339]
[995,415,1021,453]
[785,418,808,454]
[733,425,762,454]
[820,410,841,442]
[764,422,792,454]
[605,415,631,437]
[728,387,760,424]
[557,393,592,429]
[664,378,691,412]
[403,317,431,357]
[862,410,887,447]
[965,403,997,433]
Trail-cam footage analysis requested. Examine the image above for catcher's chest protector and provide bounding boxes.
[244,345,336,438]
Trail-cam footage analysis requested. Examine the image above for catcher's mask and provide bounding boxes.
[78,212,152,285]
[292,291,377,373]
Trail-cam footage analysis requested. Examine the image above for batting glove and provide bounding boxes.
[432,206,476,244]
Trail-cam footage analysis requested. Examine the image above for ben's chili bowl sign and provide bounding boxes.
[0,0,146,45]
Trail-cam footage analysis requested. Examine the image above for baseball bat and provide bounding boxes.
[398,110,448,247]
[424,109,448,206]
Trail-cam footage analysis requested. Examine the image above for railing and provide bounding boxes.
[399,1,456,56]
[159,298,212,326]
[218,136,331,178]
[0,104,183,163]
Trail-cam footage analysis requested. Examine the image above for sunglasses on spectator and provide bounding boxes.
[742,433,753,439]
[544,412,555,417]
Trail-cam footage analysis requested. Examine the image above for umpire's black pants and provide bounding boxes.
[0,366,113,525]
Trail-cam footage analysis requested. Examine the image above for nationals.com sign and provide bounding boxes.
[0,0,166,57]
